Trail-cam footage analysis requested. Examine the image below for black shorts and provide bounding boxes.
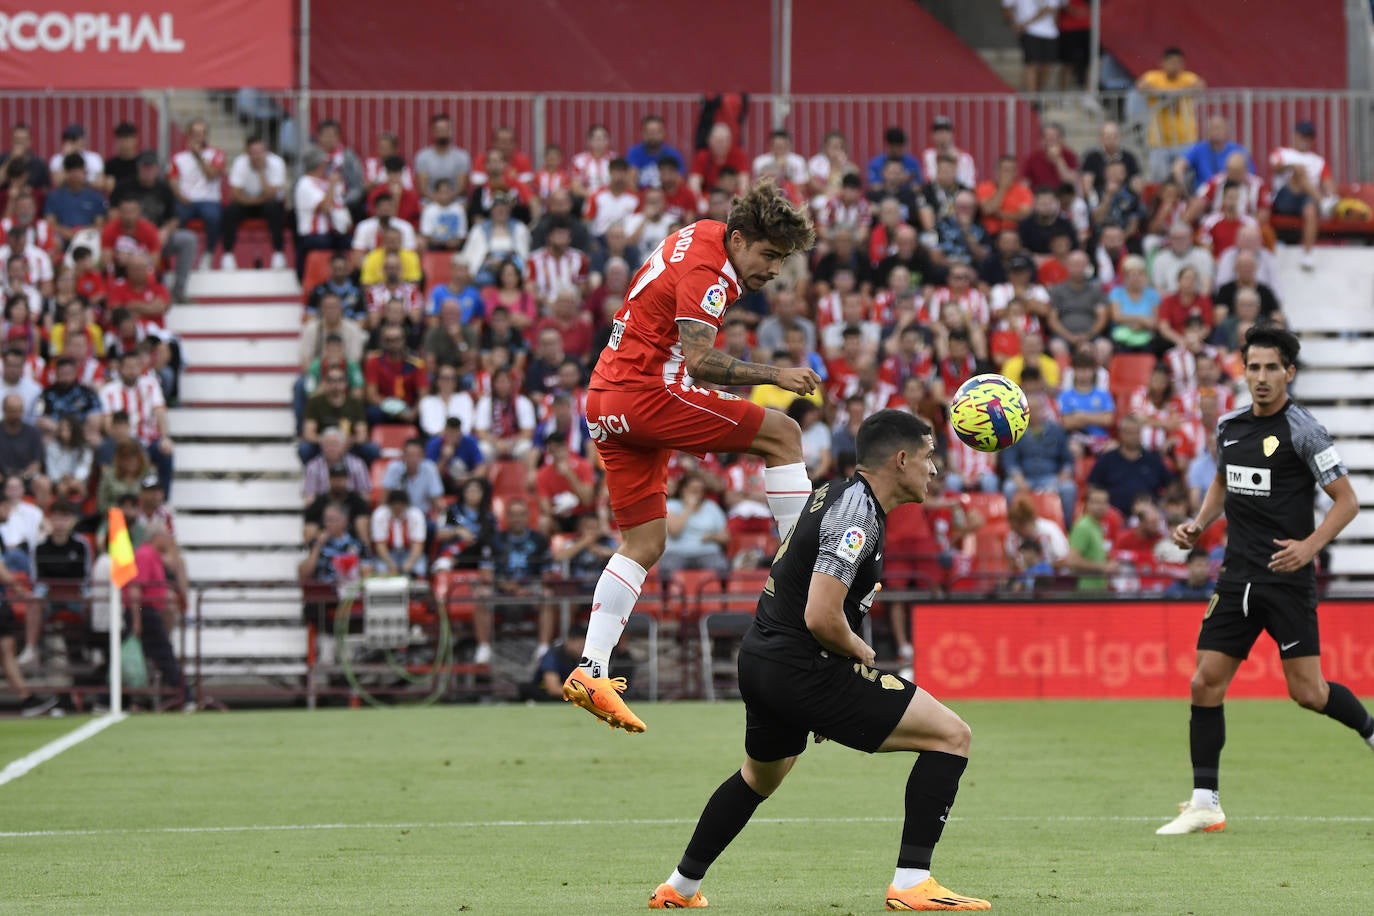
[737,649,917,761]
[1196,581,1320,660]
[1019,33,1059,65]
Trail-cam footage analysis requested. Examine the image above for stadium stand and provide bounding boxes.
[7,1,1374,711]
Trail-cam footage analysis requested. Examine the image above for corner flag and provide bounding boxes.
[108,509,138,588]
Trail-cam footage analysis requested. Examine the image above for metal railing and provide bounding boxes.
[5,87,1373,185]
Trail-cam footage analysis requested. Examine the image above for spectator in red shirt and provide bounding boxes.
[472,126,535,187]
[100,197,161,272]
[70,246,106,310]
[536,435,596,535]
[123,519,192,708]
[106,254,170,328]
[1021,123,1080,191]
[364,325,428,426]
[366,156,423,226]
[1198,181,1256,260]
[689,123,750,197]
[529,285,594,361]
[1156,264,1214,347]
[657,156,702,222]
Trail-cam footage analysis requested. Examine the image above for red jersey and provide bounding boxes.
[591,221,743,391]
[106,278,171,327]
[100,218,161,260]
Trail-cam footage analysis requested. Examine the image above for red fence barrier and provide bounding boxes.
[911,600,1374,699]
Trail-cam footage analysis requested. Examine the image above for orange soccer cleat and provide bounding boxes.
[562,667,647,733]
[885,877,990,911]
[648,883,709,908]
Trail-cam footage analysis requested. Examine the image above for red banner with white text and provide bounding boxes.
[911,601,1374,699]
[0,1,294,89]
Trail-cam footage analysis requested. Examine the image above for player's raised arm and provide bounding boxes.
[676,318,819,392]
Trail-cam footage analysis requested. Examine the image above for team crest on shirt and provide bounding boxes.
[1263,435,1279,457]
[700,284,727,317]
[835,526,866,562]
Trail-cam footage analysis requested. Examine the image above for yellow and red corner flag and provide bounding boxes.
[108,509,138,589]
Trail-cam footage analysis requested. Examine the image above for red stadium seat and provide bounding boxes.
[723,569,769,614]
[491,495,541,531]
[1030,491,1066,532]
[432,570,485,623]
[964,493,1009,535]
[300,250,335,305]
[1108,353,1156,392]
[666,568,724,620]
[422,250,455,290]
[368,461,389,506]
[490,459,531,499]
[726,530,777,562]
[371,424,417,458]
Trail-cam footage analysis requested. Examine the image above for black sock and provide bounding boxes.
[1190,704,1225,791]
[1322,681,1374,738]
[677,770,767,881]
[897,750,968,870]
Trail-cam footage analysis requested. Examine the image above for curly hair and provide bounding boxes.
[725,178,816,255]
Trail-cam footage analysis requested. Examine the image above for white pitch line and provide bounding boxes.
[4,812,1374,840]
[0,713,126,788]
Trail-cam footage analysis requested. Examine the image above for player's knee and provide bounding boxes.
[757,413,803,464]
[1288,681,1326,711]
[942,716,973,756]
[1188,669,1225,701]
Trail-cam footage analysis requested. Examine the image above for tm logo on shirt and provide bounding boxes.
[1226,464,1271,496]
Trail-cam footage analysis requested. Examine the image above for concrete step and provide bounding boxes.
[1329,544,1374,575]
[1318,409,1374,438]
[173,478,303,511]
[187,268,300,298]
[1300,338,1374,370]
[168,304,301,335]
[194,626,309,659]
[183,549,302,582]
[1293,371,1374,402]
[176,442,299,475]
[1344,513,1374,539]
[176,513,301,548]
[181,336,299,368]
[195,587,306,622]
[180,372,290,406]
[168,408,296,439]
[1336,440,1374,472]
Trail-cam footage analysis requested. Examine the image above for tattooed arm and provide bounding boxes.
[676,320,821,393]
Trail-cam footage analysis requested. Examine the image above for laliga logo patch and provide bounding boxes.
[700,284,727,318]
[835,526,866,562]
[1263,435,1279,458]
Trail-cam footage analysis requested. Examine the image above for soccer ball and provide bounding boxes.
[950,373,1030,453]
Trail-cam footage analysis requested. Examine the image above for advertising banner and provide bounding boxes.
[912,601,1374,699]
[0,1,293,89]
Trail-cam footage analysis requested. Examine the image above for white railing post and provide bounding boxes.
[532,94,546,169]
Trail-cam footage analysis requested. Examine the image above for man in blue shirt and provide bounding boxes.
[1086,415,1174,515]
[624,114,685,189]
[427,256,483,323]
[473,498,553,664]
[1001,393,1078,524]
[867,126,922,187]
[426,416,484,486]
[306,253,365,318]
[43,153,106,247]
[1182,116,1253,191]
[1057,351,1116,452]
[381,437,445,515]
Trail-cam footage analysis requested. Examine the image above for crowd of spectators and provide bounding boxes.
[1,91,1317,682]
[279,103,1311,666]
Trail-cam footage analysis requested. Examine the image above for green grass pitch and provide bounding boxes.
[3,700,1373,914]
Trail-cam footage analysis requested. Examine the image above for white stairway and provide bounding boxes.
[166,268,309,681]
[1276,247,1374,587]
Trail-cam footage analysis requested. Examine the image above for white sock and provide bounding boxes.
[764,462,811,539]
[892,867,930,891]
[580,553,648,678]
[1191,788,1220,810]
[666,868,701,898]
[1366,732,1374,750]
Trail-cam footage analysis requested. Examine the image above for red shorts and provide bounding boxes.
[587,383,767,528]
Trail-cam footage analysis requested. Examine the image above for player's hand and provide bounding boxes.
[777,367,821,395]
[1269,538,1316,574]
[852,639,876,668]
[1172,520,1202,550]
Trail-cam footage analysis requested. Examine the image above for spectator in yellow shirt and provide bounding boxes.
[1001,331,1061,390]
[359,225,422,286]
[1136,47,1206,182]
[749,349,823,412]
